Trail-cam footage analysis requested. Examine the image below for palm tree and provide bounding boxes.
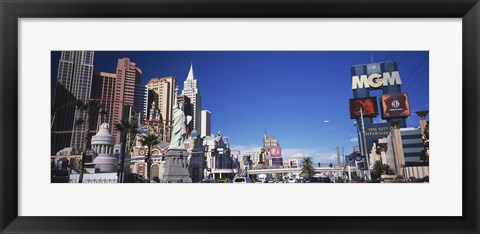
[74,99,103,183]
[114,120,139,182]
[75,99,104,152]
[140,134,160,182]
[371,160,390,180]
[301,156,315,180]
[114,120,139,153]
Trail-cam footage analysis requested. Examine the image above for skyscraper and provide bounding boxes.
[51,51,94,155]
[113,58,142,144]
[134,84,148,123]
[201,110,211,137]
[181,64,202,133]
[91,72,117,133]
[263,130,282,167]
[146,76,177,142]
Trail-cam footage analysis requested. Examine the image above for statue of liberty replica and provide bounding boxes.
[158,87,193,183]
[169,87,192,150]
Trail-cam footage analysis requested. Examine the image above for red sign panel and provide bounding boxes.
[381,93,411,118]
[269,147,282,157]
[349,97,378,119]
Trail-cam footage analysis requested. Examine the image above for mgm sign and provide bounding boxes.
[352,70,402,90]
[350,61,408,151]
[351,62,403,94]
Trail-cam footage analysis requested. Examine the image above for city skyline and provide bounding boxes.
[51,51,429,164]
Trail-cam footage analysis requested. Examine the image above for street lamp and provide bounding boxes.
[323,120,364,155]
[323,120,357,133]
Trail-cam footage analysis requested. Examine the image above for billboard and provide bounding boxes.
[269,147,282,157]
[271,158,283,166]
[381,93,411,118]
[349,97,378,119]
[364,122,392,151]
[350,61,407,128]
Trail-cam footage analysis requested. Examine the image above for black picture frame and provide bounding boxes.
[1,0,478,233]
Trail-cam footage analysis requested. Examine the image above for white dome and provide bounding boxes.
[91,123,114,146]
[91,123,117,173]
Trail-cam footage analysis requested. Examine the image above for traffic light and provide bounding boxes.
[318,162,321,167]
[329,163,333,168]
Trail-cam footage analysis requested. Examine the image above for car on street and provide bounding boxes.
[201,179,217,183]
[233,177,253,183]
[217,178,232,183]
[287,178,297,183]
[310,176,332,183]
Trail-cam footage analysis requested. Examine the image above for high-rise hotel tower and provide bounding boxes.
[181,64,202,133]
[146,76,177,142]
[51,51,94,155]
[113,58,142,144]
[91,72,116,133]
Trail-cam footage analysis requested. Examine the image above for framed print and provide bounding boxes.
[1,0,479,233]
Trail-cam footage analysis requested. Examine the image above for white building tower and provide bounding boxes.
[182,63,202,133]
[92,123,117,173]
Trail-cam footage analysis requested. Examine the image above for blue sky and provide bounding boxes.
[51,51,429,164]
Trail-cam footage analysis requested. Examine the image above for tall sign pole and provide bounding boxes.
[360,108,371,180]
[356,123,364,163]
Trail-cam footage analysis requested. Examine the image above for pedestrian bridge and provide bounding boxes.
[247,167,347,175]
